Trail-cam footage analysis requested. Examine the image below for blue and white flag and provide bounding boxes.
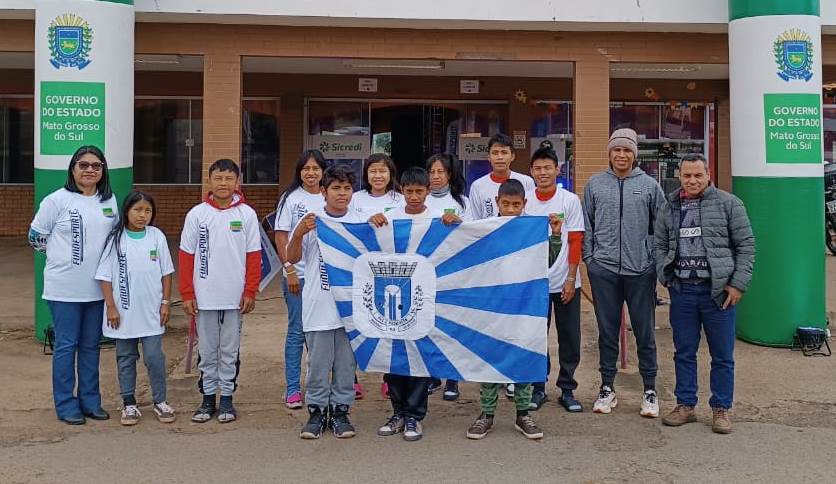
[317,216,549,383]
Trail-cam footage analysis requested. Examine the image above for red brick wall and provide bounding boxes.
[0,185,34,237]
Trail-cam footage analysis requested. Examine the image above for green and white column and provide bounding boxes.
[34,0,134,340]
[729,0,825,346]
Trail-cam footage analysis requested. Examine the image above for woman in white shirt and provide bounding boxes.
[274,150,326,409]
[29,145,118,425]
[349,153,405,218]
[349,153,404,399]
[425,153,470,221]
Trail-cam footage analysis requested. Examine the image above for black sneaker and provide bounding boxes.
[427,378,442,394]
[300,405,328,439]
[217,395,237,423]
[442,380,460,401]
[330,404,356,439]
[558,390,583,413]
[191,396,216,423]
[403,416,423,441]
[529,390,548,411]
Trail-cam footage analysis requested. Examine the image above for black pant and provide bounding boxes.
[586,260,658,389]
[534,291,581,394]
[385,374,430,420]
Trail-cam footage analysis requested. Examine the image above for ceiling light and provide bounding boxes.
[610,65,702,74]
[343,60,445,70]
[135,55,182,65]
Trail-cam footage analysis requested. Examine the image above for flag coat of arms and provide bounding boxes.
[316,216,549,383]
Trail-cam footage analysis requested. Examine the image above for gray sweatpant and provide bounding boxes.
[197,309,242,397]
[304,328,357,410]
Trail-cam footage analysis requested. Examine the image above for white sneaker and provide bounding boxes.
[505,383,515,399]
[120,405,141,426]
[640,390,660,418]
[593,386,618,414]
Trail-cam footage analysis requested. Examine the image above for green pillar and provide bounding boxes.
[34,0,134,340]
[729,0,825,346]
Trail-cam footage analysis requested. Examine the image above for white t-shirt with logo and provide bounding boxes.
[95,227,175,339]
[179,196,261,310]
[297,209,365,332]
[467,172,536,220]
[276,188,325,278]
[30,188,119,302]
[424,192,470,221]
[524,188,585,291]
[349,190,405,219]
[384,205,443,221]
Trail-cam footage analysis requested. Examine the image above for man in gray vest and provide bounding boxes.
[583,128,665,418]
[654,153,754,434]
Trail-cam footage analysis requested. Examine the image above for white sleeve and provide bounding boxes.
[459,196,472,221]
[30,194,60,234]
[523,176,536,192]
[276,194,293,232]
[566,194,585,232]
[467,186,483,220]
[245,209,261,253]
[179,209,198,254]
[157,231,175,276]
[94,238,115,282]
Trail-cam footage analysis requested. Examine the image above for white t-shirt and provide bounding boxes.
[349,190,405,219]
[179,195,261,310]
[30,188,119,302]
[276,187,325,279]
[297,209,365,332]
[524,187,585,291]
[384,205,443,221]
[467,172,536,220]
[424,192,470,221]
[95,227,175,339]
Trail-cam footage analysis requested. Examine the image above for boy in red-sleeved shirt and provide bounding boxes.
[179,159,261,423]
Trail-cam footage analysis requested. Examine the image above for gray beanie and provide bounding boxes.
[607,128,638,157]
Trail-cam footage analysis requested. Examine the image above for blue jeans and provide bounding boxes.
[47,300,104,419]
[283,277,305,396]
[116,334,167,405]
[669,282,736,409]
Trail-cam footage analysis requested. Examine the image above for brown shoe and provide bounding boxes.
[662,405,697,427]
[712,408,732,434]
[466,413,494,440]
[515,414,544,440]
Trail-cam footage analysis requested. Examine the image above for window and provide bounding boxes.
[825,105,836,164]
[610,102,714,194]
[133,98,203,184]
[241,98,280,184]
[530,101,574,191]
[0,97,34,183]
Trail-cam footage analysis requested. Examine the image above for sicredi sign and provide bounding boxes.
[458,136,491,160]
[311,135,370,159]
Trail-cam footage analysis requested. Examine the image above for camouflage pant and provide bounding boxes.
[480,383,532,415]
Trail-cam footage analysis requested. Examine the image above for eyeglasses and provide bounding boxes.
[76,162,104,172]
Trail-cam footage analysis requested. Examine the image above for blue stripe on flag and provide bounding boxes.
[316,219,361,258]
[336,300,352,319]
[415,337,464,381]
[434,216,546,278]
[323,263,353,287]
[354,337,380,370]
[435,316,547,382]
[341,222,381,252]
[415,218,458,257]
[389,339,410,376]
[393,219,412,253]
[347,329,361,341]
[436,278,549,317]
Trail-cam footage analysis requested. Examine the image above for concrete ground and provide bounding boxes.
[1,238,835,483]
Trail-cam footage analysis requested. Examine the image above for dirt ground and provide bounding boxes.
[1,238,835,484]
